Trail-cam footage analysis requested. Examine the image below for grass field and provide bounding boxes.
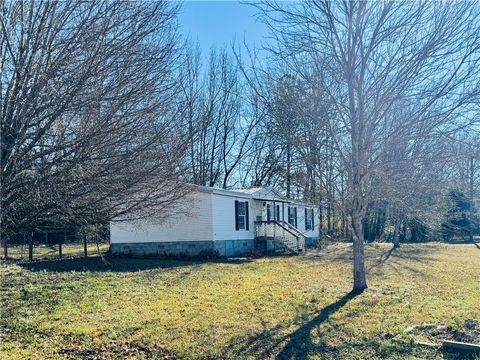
[1,243,479,359]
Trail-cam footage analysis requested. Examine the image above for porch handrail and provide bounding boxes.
[254,220,306,253]
[255,220,307,242]
[254,220,300,239]
[278,221,307,242]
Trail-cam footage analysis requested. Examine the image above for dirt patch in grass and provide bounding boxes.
[405,319,480,345]
[57,341,179,359]
[402,319,480,360]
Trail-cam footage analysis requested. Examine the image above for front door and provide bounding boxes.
[253,200,264,222]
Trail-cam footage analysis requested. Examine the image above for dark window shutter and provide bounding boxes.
[277,205,280,221]
[311,209,315,229]
[245,201,249,231]
[235,200,239,231]
[294,207,297,228]
[267,204,271,221]
[305,208,308,230]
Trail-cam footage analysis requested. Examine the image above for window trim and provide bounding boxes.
[288,206,295,226]
[238,201,246,230]
[305,208,313,230]
[235,200,249,231]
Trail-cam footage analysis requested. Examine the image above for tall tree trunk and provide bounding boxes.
[305,165,312,202]
[469,156,474,243]
[286,144,291,198]
[310,174,316,204]
[393,219,401,248]
[332,202,336,233]
[327,137,334,234]
[327,201,331,233]
[341,173,347,239]
[319,194,323,233]
[351,214,367,293]
[351,156,368,293]
[188,118,197,184]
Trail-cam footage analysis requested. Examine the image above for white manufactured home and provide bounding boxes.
[110,186,319,257]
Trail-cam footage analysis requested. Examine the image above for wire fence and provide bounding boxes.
[1,242,109,262]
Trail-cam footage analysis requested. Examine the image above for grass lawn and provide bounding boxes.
[1,243,479,359]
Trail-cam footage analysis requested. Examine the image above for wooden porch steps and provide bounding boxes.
[254,221,306,254]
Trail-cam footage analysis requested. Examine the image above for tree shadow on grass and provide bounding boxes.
[225,290,363,359]
[303,244,438,278]
[367,244,440,277]
[375,243,439,261]
[378,246,396,263]
[275,290,362,360]
[368,245,399,270]
[17,254,253,273]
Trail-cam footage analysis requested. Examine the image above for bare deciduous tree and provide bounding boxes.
[1,1,188,237]
[256,0,480,292]
[177,45,260,189]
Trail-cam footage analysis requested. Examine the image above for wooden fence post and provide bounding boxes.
[28,232,33,261]
[83,234,88,257]
[3,235,7,259]
[59,230,64,259]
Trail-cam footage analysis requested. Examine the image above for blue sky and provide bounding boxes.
[178,1,269,57]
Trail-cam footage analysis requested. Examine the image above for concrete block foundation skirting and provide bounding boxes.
[110,239,255,258]
[110,241,214,257]
[213,239,255,257]
[305,237,317,247]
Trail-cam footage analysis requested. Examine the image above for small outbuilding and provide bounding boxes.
[110,186,319,257]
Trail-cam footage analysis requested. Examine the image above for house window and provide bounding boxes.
[305,208,313,230]
[235,200,249,231]
[276,204,280,221]
[267,204,271,221]
[288,206,297,227]
[311,208,315,229]
[238,202,246,229]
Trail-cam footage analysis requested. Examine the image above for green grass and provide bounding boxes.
[1,243,479,359]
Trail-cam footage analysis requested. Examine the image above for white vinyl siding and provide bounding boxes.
[110,191,213,243]
[212,194,254,241]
